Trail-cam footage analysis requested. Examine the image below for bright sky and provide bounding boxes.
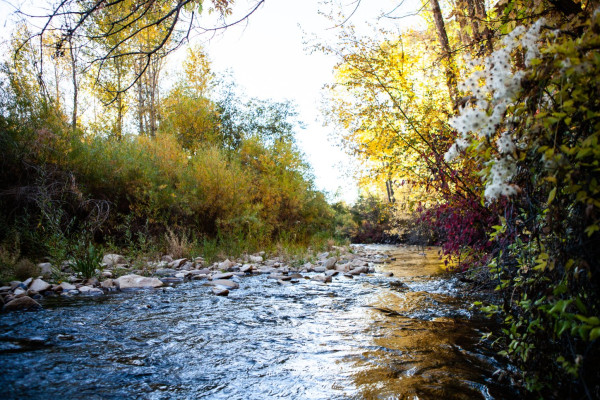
[197,0,422,203]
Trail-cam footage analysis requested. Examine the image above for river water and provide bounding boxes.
[0,245,517,399]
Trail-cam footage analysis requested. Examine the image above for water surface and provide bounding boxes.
[0,245,516,399]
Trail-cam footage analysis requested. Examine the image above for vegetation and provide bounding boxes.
[323,0,600,396]
[0,5,340,281]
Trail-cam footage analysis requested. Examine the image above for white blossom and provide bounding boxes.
[444,19,546,201]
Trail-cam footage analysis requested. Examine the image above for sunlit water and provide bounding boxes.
[0,245,517,399]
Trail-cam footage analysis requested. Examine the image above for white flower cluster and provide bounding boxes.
[444,18,545,201]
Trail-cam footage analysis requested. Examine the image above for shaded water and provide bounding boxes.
[0,245,516,399]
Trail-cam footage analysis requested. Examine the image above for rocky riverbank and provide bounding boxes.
[1,245,394,312]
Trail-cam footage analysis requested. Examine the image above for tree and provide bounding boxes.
[17,0,265,101]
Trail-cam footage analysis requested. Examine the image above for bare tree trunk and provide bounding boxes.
[430,0,458,104]
[135,59,145,135]
[69,41,78,131]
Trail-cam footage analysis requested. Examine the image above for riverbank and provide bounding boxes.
[1,244,398,312]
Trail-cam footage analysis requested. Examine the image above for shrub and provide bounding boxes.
[14,258,40,281]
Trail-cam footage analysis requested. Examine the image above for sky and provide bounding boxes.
[0,0,423,204]
[196,0,422,203]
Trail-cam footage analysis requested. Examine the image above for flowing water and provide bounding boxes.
[0,245,518,399]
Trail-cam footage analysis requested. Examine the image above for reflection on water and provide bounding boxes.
[0,245,517,399]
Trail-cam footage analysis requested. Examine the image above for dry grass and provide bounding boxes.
[165,228,190,259]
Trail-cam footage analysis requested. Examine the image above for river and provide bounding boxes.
[0,245,518,399]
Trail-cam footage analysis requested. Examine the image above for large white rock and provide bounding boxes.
[114,274,163,290]
[29,278,51,292]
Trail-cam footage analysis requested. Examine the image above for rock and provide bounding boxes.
[85,277,99,287]
[159,277,184,284]
[103,254,126,266]
[257,267,277,274]
[155,268,178,277]
[212,287,229,296]
[78,286,103,296]
[390,280,409,291]
[383,272,394,277]
[313,266,326,273]
[240,264,254,273]
[324,257,337,269]
[343,273,354,279]
[168,258,188,269]
[290,273,304,279]
[29,278,51,293]
[311,275,332,283]
[181,261,194,271]
[208,279,239,290]
[191,274,207,280]
[114,274,163,290]
[3,296,41,312]
[161,255,174,263]
[249,255,263,263]
[101,270,113,278]
[13,288,26,296]
[218,259,236,271]
[22,277,33,287]
[38,262,53,278]
[277,279,291,285]
[212,272,234,280]
[0,286,11,293]
[59,282,77,291]
[189,268,211,276]
[100,279,114,289]
[348,266,368,276]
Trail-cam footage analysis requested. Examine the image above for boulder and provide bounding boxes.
[103,254,126,266]
[311,275,332,283]
[212,287,229,296]
[248,255,263,263]
[59,282,77,291]
[189,268,211,276]
[212,272,234,280]
[155,268,178,277]
[168,258,188,269]
[208,279,239,290]
[114,274,163,290]
[3,296,41,312]
[101,270,113,278]
[100,279,114,289]
[313,266,326,273]
[29,278,51,293]
[325,270,339,277]
[159,277,184,284]
[78,286,103,296]
[240,264,254,273]
[13,288,26,296]
[324,257,338,269]
[348,266,368,276]
[218,259,236,271]
[37,262,54,278]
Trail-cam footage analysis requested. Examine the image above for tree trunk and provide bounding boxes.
[430,0,458,104]
[69,42,78,131]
